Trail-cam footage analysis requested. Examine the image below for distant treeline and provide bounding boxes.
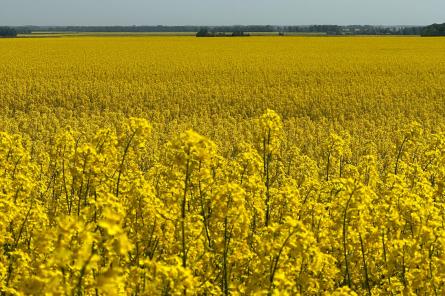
[9,25,427,35]
[0,27,18,37]
[421,23,445,36]
[2,24,445,37]
[196,28,250,37]
[283,25,424,35]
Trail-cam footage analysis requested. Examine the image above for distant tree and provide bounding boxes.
[422,23,445,36]
[196,28,213,37]
[0,27,17,38]
[400,26,423,35]
[15,28,32,34]
[231,31,249,37]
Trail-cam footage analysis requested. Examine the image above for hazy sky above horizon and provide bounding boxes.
[1,0,444,26]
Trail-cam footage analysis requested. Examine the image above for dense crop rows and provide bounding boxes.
[1,36,445,295]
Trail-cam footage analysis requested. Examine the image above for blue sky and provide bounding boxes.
[1,0,443,26]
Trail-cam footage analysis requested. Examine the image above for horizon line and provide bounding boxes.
[3,24,434,27]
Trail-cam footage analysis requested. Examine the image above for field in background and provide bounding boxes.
[2,36,443,142]
[18,31,331,37]
[18,31,197,37]
[1,36,445,295]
